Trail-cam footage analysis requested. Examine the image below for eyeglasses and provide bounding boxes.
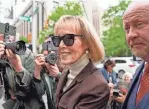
[51,34,83,47]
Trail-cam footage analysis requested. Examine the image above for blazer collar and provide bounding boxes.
[57,60,96,97]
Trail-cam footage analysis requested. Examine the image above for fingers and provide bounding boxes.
[108,83,114,88]
[5,49,16,59]
[35,54,45,66]
[0,41,5,56]
[45,63,60,77]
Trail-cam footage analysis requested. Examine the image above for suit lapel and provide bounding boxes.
[122,62,144,109]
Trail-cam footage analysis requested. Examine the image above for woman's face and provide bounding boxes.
[124,75,131,83]
[107,65,113,73]
[57,28,88,65]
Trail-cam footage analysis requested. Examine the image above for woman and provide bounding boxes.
[100,59,117,85]
[51,15,110,109]
[122,72,132,84]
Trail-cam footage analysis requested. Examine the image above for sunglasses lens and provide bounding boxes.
[63,34,74,46]
[51,36,60,47]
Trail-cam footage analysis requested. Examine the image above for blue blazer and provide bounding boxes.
[100,67,117,84]
[121,62,149,109]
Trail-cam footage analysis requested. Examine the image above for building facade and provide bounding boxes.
[81,0,104,37]
[12,0,56,53]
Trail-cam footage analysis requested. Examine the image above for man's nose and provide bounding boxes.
[127,27,138,39]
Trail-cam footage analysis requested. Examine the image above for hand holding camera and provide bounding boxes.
[34,54,45,79]
[45,62,60,78]
[114,92,126,103]
[35,54,45,70]
[0,40,23,72]
[113,81,129,103]
[113,89,120,97]
[6,49,23,72]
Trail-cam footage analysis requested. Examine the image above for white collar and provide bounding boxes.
[69,53,89,77]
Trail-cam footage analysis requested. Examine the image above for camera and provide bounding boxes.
[0,23,26,55]
[5,40,26,55]
[45,52,57,65]
[113,89,120,97]
[42,39,58,65]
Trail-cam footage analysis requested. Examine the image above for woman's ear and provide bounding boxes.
[84,42,89,50]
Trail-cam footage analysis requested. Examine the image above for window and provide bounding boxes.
[115,60,126,63]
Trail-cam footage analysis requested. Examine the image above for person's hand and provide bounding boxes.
[34,54,45,79]
[0,41,5,57]
[6,49,23,72]
[108,83,114,88]
[109,86,114,97]
[45,63,60,78]
[114,93,126,103]
[34,54,45,69]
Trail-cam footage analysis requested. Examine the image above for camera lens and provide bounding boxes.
[16,43,20,51]
[15,41,26,55]
[5,41,26,55]
[113,89,120,97]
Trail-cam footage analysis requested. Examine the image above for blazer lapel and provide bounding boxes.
[62,60,95,95]
[56,68,69,101]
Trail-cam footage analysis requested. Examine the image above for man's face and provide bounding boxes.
[123,5,149,59]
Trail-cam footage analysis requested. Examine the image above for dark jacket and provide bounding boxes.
[56,60,110,109]
[31,67,56,109]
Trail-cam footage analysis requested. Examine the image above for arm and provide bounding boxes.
[31,76,45,99]
[31,54,46,98]
[112,71,117,85]
[100,68,109,83]
[11,49,34,86]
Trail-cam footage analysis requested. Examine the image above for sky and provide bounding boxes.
[56,0,120,9]
[96,0,120,9]
[1,0,121,10]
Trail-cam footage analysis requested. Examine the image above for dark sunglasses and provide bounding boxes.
[51,34,83,47]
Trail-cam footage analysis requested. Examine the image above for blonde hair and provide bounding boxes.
[54,15,105,62]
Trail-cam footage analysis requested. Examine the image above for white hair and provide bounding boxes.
[122,72,133,80]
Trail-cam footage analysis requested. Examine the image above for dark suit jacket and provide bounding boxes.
[56,61,110,109]
[121,62,148,109]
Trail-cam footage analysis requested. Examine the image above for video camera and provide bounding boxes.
[42,38,58,65]
[0,22,26,55]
